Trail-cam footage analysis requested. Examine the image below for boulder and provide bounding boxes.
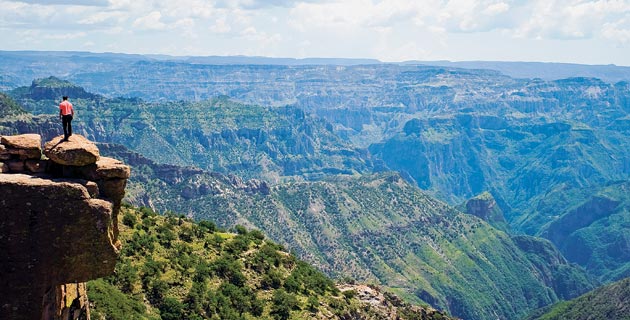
[44,135,100,166]
[1,133,41,150]
[0,133,128,320]
[78,156,131,180]
[1,134,41,160]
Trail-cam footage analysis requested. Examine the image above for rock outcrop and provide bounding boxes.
[461,191,509,231]
[337,284,455,319]
[44,135,100,166]
[0,133,129,320]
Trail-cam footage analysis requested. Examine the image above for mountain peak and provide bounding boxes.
[11,76,97,100]
[461,191,509,231]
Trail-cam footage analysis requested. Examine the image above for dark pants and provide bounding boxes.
[62,115,73,140]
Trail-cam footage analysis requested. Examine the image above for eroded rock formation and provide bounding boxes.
[0,134,129,320]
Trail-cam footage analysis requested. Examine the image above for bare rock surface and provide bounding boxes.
[337,284,455,319]
[0,173,118,320]
[0,134,129,320]
[1,133,41,150]
[44,135,100,166]
[1,133,41,159]
[78,156,131,180]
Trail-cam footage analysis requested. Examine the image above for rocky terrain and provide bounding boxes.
[2,54,629,319]
[7,76,627,285]
[0,133,130,320]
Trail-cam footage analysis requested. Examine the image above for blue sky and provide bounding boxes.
[1,0,629,65]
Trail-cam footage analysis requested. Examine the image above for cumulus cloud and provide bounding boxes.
[77,11,127,25]
[515,0,630,40]
[602,18,630,44]
[132,11,166,30]
[210,16,232,33]
[0,0,628,64]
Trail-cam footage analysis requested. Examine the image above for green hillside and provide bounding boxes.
[89,205,452,320]
[97,143,593,320]
[1,77,603,320]
[370,114,630,282]
[538,181,630,282]
[524,277,630,320]
[0,92,25,117]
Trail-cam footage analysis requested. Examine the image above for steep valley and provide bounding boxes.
[97,143,594,320]
[2,57,630,319]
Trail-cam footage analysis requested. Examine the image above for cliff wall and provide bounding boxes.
[0,134,129,320]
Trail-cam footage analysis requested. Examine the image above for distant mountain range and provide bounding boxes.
[0,88,595,320]
[2,51,630,319]
[1,50,629,92]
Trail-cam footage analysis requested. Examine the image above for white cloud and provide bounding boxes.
[77,11,127,25]
[602,18,630,44]
[483,2,509,15]
[210,16,232,33]
[0,0,628,65]
[516,0,630,40]
[132,11,166,30]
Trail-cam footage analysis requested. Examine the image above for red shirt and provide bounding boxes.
[59,101,73,116]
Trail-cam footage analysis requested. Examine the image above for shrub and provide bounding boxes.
[159,297,184,320]
[199,220,217,233]
[122,212,137,228]
[343,289,357,300]
[87,279,146,320]
[270,289,299,320]
[234,225,248,235]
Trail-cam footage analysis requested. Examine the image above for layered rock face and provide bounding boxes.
[0,134,129,320]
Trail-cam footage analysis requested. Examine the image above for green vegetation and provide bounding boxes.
[0,93,25,116]
[3,76,620,320]
[524,277,630,320]
[370,114,630,282]
[98,147,593,320]
[538,181,630,283]
[90,205,448,320]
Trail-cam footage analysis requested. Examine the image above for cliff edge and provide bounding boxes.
[0,134,129,320]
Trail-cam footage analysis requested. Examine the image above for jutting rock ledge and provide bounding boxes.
[0,134,130,320]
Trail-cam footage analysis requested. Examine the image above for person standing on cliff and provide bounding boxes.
[59,96,74,141]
